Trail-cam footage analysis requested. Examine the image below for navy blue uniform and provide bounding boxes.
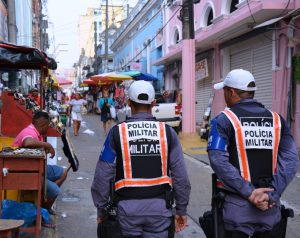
[207,99,299,235]
[91,112,191,237]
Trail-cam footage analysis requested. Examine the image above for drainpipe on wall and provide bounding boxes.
[145,39,151,73]
[7,0,18,90]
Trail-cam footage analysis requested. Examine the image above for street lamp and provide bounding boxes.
[54,49,68,59]
[52,43,68,57]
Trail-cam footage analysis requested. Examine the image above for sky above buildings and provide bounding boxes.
[47,0,100,69]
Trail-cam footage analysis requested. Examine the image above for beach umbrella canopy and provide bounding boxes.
[91,72,132,83]
[83,79,96,85]
[120,71,158,81]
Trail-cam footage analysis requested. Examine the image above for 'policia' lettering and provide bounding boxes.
[122,121,163,157]
[126,121,160,141]
[240,117,274,149]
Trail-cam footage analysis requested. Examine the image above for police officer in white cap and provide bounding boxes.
[91,80,191,238]
[207,69,299,237]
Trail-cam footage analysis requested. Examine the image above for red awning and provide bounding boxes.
[57,77,72,85]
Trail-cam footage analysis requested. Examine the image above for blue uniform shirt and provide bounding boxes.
[208,99,299,235]
[91,112,191,218]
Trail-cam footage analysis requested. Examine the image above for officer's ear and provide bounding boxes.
[151,99,157,107]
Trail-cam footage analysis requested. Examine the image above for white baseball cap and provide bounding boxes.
[214,69,256,91]
[128,80,155,104]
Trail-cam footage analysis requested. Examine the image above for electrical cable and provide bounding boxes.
[114,4,181,72]
[246,0,279,42]
[279,0,291,16]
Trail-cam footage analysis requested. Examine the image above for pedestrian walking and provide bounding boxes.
[98,89,114,136]
[69,93,87,136]
[86,92,94,113]
[207,69,299,237]
[91,80,191,237]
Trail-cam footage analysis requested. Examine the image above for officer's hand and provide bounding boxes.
[255,193,270,211]
[97,217,105,224]
[248,188,273,208]
[175,215,187,232]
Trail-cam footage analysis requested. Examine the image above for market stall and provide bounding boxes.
[0,41,59,237]
[0,41,59,137]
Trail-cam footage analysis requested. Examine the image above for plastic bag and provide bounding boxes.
[110,106,116,119]
[126,105,132,118]
[117,108,126,123]
[1,200,50,227]
[80,105,87,115]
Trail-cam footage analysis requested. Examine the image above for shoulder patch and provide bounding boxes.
[99,130,116,163]
[207,118,228,151]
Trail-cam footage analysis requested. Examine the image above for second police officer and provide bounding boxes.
[207,69,299,238]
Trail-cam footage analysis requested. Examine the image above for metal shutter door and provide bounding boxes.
[252,43,272,109]
[230,42,272,109]
[195,77,212,123]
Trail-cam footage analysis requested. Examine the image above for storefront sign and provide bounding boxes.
[130,62,141,71]
[195,59,208,81]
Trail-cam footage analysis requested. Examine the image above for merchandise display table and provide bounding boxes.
[0,149,46,238]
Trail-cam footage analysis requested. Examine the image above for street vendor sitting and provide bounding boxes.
[12,111,69,218]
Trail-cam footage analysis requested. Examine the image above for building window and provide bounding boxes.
[230,0,239,13]
[201,2,215,28]
[173,28,180,45]
[207,8,213,26]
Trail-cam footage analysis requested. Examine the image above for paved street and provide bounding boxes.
[54,113,300,238]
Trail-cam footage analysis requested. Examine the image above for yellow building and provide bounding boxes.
[78,5,124,59]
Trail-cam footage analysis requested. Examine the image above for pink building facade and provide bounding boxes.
[154,0,300,152]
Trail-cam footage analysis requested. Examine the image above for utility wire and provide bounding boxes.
[246,0,280,42]
[115,4,181,72]
[279,0,291,16]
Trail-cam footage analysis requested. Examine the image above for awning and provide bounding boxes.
[254,9,300,29]
[52,75,72,86]
[0,41,57,70]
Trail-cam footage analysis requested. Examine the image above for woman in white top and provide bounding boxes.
[69,93,87,136]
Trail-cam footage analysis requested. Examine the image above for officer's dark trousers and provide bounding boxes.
[226,220,285,238]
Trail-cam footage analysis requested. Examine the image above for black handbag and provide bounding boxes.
[61,129,79,172]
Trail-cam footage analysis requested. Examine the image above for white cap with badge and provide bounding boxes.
[214,69,257,91]
[128,80,155,105]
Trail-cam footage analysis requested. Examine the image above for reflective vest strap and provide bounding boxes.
[271,112,281,174]
[115,176,172,191]
[222,110,251,182]
[120,123,132,179]
[159,122,168,176]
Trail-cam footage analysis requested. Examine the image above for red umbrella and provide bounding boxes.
[57,77,72,85]
[83,79,96,85]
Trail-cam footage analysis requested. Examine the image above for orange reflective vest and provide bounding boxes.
[114,121,172,196]
[222,108,281,183]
